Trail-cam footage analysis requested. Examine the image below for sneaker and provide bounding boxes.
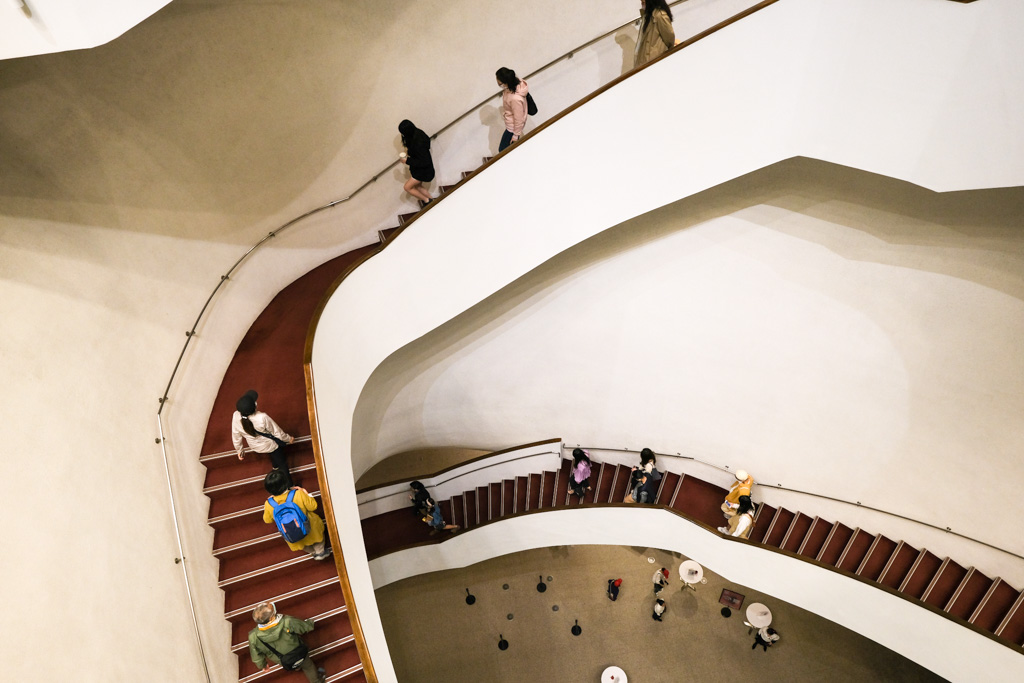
[717,526,728,533]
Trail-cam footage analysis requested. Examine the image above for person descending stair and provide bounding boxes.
[721,469,754,520]
[248,601,327,682]
[232,389,296,487]
[263,470,332,560]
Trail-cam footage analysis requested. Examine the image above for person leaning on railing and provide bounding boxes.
[634,0,675,67]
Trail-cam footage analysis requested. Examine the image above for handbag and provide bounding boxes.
[256,634,309,671]
[526,92,538,116]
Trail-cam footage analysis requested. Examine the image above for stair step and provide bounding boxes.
[899,549,944,599]
[208,471,321,520]
[877,541,920,589]
[235,605,351,659]
[796,517,832,559]
[502,480,515,515]
[656,471,681,507]
[946,568,993,620]
[595,464,615,503]
[205,462,319,496]
[539,471,556,509]
[451,495,466,528]
[378,226,401,243]
[224,554,341,614]
[970,578,1020,633]
[489,482,502,519]
[515,476,528,512]
[763,508,796,548]
[528,473,542,510]
[609,465,631,503]
[816,522,854,566]
[922,558,968,610]
[204,447,317,489]
[439,184,458,194]
[476,486,490,523]
[218,534,297,583]
[397,212,418,225]
[856,535,899,581]
[836,529,874,573]
[671,474,727,528]
[464,489,477,528]
[554,459,571,506]
[780,512,814,553]
[748,504,777,545]
[995,591,1024,645]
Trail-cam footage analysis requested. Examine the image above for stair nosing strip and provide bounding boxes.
[878,540,906,584]
[225,576,341,619]
[214,532,280,557]
[200,435,313,462]
[968,577,1002,624]
[835,527,863,570]
[898,548,930,593]
[921,557,952,604]
[943,566,976,612]
[995,590,1024,636]
[855,534,884,577]
[219,553,314,587]
[204,462,319,494]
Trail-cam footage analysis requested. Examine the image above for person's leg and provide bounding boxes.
[299,655,326,683]
[498,129,513,152]
[268,447,293,487]
[404,178,432,203]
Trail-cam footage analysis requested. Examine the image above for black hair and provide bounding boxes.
[644,0,673,22]
[640,447,656,465]
[236,391,259,436]
[264,469,289,496]
[398,119,430,151]
[410,480,426,491]
[737,495,755,516]
[572,448,591,465]
[495,67,520,92]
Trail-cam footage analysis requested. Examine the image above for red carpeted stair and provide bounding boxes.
[360,453,1024,652]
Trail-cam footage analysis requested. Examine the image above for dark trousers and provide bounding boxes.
[268,445,293,487]
[499,129,515,152]
[753,636,770,651]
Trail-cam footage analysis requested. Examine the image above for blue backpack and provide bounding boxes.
[268,489,309,543]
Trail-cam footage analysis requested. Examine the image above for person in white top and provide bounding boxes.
[231,389,295,486]
[718,495,756,539]
[652,598,666,621]
[753,626,780,651]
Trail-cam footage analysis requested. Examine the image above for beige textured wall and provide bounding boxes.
[356,158,1024,579]
[0,1,632,680]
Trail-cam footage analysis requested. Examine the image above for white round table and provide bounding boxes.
[679,559,704,586]
[601,665,627,683]
[746,602,772,628]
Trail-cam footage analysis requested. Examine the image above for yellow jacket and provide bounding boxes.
[263,488,325,551]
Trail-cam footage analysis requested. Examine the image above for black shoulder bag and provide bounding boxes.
[256,635,309,671]
[526,92,538,116]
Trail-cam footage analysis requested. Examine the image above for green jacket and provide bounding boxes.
[248,615,315,669]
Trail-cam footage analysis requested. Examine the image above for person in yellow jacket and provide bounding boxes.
[263,469,331,560]
[721,469,754,519]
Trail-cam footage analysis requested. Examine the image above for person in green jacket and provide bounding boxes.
[247,602,326,683]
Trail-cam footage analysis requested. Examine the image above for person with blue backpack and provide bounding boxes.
[263,470,331,560]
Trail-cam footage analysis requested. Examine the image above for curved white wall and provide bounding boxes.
[310,0,1024,677]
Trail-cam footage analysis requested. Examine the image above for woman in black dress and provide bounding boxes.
[398,119,435,204]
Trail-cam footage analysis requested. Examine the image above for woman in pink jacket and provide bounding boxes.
[496,67,529,152]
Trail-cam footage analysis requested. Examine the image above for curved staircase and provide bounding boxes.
[359,453,1024,653]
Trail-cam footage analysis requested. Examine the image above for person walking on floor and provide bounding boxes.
[232,389,295,486]
[652,598,666,621]
[634,0,675,67]
[398,119,435,205]
[753,626,780,651]
[608,578,622,601]
[652,567,669,595]
[496,67,529,152]
[248,601,327,682]
[263,470,332,560]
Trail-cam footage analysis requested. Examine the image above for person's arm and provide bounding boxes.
[262,414,293,443]
[296,488,318,513]
[655,11,675,49]
[231,413,246,458]
[511,96,527,138]
[248,635,267,670]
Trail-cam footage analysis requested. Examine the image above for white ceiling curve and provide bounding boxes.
[1,0,171,61]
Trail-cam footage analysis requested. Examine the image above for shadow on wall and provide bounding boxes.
[350,156,1024,471]
[615,30,637,74]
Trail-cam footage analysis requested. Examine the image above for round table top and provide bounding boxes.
[679,559,704,584]
[746,602,772,628]
[601,666,627,683]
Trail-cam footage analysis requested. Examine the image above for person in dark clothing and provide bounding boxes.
[607,578,622,601]
[753,627,780,651]
[398,119,435,204]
